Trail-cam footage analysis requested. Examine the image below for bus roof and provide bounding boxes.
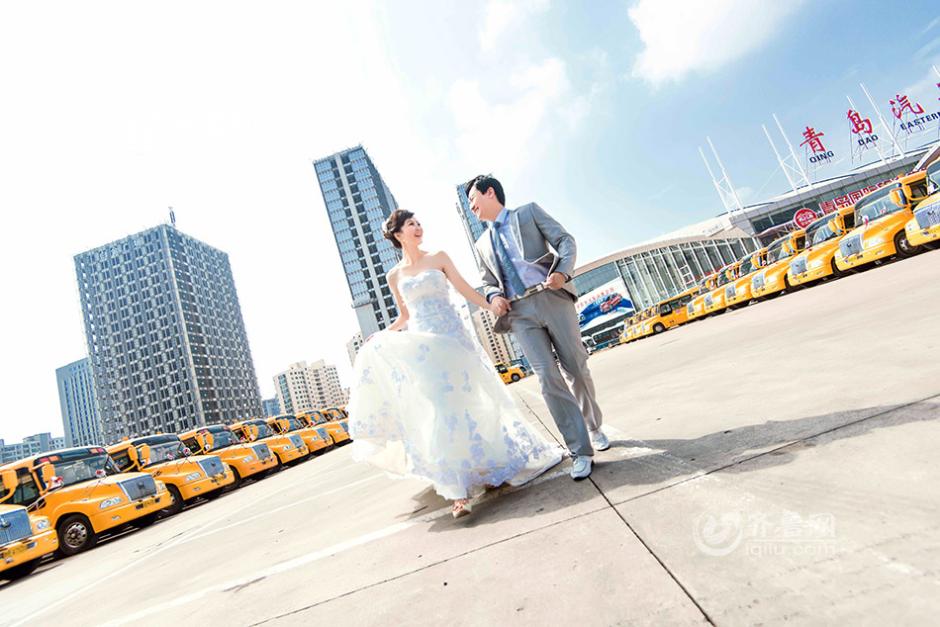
[0,446,109,470]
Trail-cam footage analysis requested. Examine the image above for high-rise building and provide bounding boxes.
[346,332,363,366]
[471,308,515,367]
[455,183,487,267]
[56,358,104,447]
[262,397,281,417]
[274,360,347,415]
[0,433,66,464]
[75,224,263,443]
[314,146,400,338]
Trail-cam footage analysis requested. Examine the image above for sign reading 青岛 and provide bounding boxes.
[576,278,634,331]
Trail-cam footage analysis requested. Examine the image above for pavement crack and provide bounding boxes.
[250,506,610,625]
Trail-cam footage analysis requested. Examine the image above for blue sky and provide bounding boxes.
[1,1,938,440]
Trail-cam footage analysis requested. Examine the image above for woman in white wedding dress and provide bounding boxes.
[348,210,563,518]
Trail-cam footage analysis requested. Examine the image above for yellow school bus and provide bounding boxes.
[686,274,718,322]
[725,248,767,309]
[646,287,698,333]
[703,262,738,315]
[835,170,929,271]
[180,424,278,489]
[107,435,234,517]
[0,466,57,580]
[751,230,806,299]
[905,157,940,247]
[787,206,857,286]
[495,363,527,384]
[230,419,310,466]
[266,415,334,455]
[298,410,351,446]
[0,447,168,556]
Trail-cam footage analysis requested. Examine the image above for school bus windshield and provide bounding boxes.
[143,440,188,466]
[767,237,789,262]
[926,160,940,192]
[807,216,839,246]
[739,256,754,275]
[280,418,304,431]
[856,188,902,223]
[48,450,120,487]
[205,427,240,450]
[245,421,275,439]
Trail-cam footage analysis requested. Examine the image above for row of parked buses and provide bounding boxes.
[0,407,351,581]
[622,153,940,344]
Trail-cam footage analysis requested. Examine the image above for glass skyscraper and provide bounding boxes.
[74,224,263,443]
[456,183,487,266]
[314,145,400,337]
[56,358,103,447]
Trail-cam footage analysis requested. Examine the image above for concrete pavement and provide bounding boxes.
[4,248,939,626]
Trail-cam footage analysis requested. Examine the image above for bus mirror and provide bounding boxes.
[126,446,138,465]
[1,468,18,498]
[137,444,151,466]
[36,463,54,488]
[889,187,906,207]
[182,446,192,457]
[249,425,260,440]
[203,433,214,451]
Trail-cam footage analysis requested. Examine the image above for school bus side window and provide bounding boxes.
[14,468,40,507]
[182,437,200,452]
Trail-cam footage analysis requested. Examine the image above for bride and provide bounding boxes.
[348,209,564,518]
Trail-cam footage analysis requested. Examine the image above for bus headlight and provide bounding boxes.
[241,455,254,462]
[864,234,885,247]
[99,497,123,509]
[809,259,823,269]
[34,518,50,531]
[185,472,202,482]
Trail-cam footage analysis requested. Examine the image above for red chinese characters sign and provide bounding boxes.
[800,126,834,163]
[819,177,896,213]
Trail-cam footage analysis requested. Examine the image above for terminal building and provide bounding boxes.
[572,147,930,345]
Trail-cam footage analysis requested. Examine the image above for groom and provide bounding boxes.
[465,175,607,480]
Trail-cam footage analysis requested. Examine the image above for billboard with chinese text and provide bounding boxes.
[576,278,634,331]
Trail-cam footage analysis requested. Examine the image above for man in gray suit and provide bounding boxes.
[465,175,607,480]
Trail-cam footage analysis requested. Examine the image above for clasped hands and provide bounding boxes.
[488,272,567,317]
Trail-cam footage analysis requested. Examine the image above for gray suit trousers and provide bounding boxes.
[507,289,604,458]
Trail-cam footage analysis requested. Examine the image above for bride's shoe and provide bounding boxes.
[452,499,472,519]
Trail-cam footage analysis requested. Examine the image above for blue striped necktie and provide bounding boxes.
[491,224,527,298]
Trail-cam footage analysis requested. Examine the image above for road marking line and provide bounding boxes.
[101,519,425,626]
[7,473,383,627]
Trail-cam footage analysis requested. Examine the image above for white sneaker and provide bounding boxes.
[590,429,610,452]
[570,456,592,481]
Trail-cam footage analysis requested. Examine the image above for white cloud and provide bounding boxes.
[628,0,804,85]
[449,57,587,176]
[479,0,550,51]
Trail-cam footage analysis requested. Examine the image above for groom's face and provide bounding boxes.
[468,185,502,222]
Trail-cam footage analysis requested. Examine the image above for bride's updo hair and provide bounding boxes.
[382,209,415,249]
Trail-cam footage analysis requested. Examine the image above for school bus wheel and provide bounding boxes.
[653,323,665,334]
[57,513,97,556]
[894,231,916,258]
[228,467,243,490]
[161,485,184,517]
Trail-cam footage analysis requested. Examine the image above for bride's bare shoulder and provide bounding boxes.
[429,250,453,265]
[387,264,403,281]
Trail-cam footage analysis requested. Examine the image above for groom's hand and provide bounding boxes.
[543,272,567,290]
[490,296,511,316]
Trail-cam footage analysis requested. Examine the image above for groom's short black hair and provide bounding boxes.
[464,175,505,206]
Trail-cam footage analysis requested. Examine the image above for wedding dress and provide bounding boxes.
[348,269,563,500]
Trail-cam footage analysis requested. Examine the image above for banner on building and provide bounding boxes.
[577,278,634,331]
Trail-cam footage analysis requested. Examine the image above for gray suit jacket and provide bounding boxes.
[474,202,578,309]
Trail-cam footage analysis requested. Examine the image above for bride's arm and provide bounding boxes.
[438,252,491,310]
[386,271,410,332]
